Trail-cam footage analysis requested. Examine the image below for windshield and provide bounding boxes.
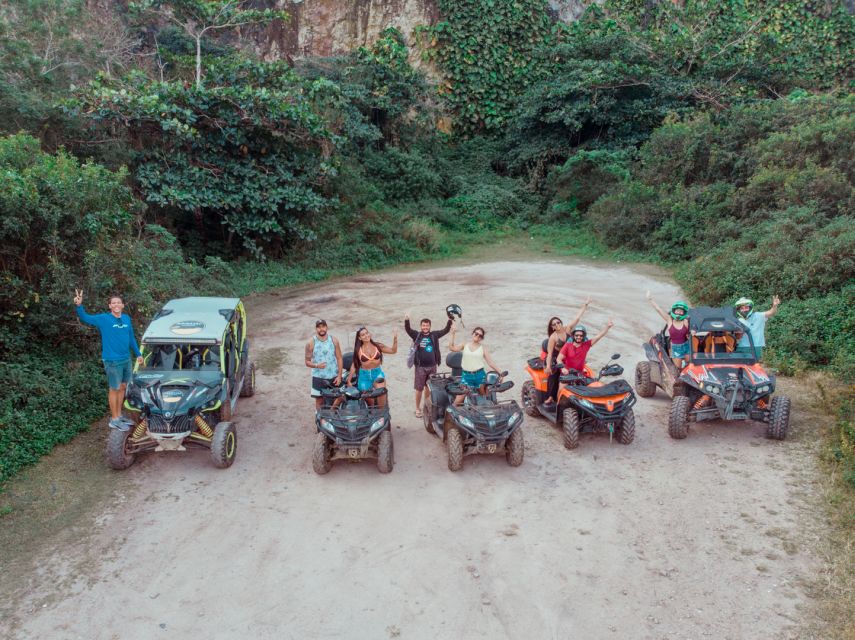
[140,344,221,371]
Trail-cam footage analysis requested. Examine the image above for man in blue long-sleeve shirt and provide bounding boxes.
[74,288,144,431]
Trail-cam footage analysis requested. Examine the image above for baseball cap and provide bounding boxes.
[315,319,327,327]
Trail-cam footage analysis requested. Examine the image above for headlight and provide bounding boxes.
[370,417,387,433]
[508,412,522,426]
[703,383,721,396]
[319,418,334,433]
[140,388,152,404]
[578,399,594,409]
[457,415,475,429]
[756,385,770,394]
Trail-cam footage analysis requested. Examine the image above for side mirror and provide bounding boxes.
[611,353,621,360]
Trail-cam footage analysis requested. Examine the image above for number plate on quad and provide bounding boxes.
[487,444,497,454]
[348,448,359,459]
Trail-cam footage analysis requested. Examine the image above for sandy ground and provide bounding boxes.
[2,259,822,639]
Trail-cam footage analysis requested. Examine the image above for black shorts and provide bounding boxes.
[311,376,336,398]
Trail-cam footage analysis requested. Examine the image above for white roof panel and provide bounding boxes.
[142,297,241,343]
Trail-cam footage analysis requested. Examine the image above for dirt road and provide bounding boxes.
[2,259,821,639]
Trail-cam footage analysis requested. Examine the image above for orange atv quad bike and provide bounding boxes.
[638,306,790,440]
[522,341,637,449]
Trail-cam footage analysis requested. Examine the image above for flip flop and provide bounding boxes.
[415,409,423,418]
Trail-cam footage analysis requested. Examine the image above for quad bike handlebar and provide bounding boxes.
[320,385,388,399]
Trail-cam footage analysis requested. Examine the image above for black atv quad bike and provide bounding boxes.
[312,352,394,474]
[422,352,524,471]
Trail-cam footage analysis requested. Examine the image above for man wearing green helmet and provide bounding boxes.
[646,291,691,368]
[734,295,781,360]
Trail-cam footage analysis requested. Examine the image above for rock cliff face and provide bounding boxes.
[256,0,596,60]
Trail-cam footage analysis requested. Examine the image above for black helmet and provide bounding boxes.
[446,304,463,326]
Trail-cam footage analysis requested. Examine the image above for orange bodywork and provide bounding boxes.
[682,362,770,385]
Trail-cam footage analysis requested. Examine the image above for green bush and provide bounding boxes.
[0,349,104,483]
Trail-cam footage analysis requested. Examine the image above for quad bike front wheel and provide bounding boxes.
[521,381,539,417]
[106,428,136,470]
[617,409,636,445]
[312,432,332,474]
[766,396,791,441]
[634,361,656,398]
[377,430,394,473]
[210,421,237,468]
[668,396,690,439]
[562,408,580,450]
[447,426,464,472]
[240,361,256,397]
[505,428,524,467]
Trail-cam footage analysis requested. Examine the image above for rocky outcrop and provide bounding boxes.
[254,0,600,60]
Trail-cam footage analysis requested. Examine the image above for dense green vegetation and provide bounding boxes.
[0,0,853,488]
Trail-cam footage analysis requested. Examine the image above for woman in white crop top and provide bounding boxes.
[448,323,503,403]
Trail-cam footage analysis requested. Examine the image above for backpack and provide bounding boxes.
[406,338,417,369]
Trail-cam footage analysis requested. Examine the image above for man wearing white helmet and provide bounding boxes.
[734,295,781,360]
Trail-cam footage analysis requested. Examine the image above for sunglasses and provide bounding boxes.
[473,332,484,338]
[551,321,562,327]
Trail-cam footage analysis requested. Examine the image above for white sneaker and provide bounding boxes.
[109,419,130,432]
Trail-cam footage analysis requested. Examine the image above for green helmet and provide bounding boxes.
[735,297,754,319]
[571,324,587,340]
[670,301,689,320]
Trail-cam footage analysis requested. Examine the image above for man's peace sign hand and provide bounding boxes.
[73,289,83,306]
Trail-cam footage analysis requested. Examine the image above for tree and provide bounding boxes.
[130,0,288,88]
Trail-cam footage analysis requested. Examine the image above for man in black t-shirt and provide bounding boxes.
[404,313,453,418]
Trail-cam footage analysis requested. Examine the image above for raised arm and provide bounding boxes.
[589,320,615,347]
[403,314,418,340]
[378,330,398,354]
[447,324,464,352]
[565,297,592,331]
[435,317,453,338]
[764,295,781,318]
[646,290,670,324]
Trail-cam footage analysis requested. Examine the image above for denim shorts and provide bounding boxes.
[461,368,486,388]
[358,367,386,391]
[671,342,691,359]
[103,359,132,390]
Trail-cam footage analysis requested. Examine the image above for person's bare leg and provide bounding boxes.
[108,388,122,419]
[315,396,323,410]
[415,389,423,412]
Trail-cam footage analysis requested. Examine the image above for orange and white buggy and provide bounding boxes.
[635,306,791,440]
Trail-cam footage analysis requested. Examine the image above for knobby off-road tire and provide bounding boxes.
[668,396,690,439]
[210,421,237,468]
[617,409,636,445]
[505,428,524,467]
[766,396,791,441]
[106,428,136,470]
[562,409,580,450]
[634,361,656,398]
[240,361,256,397]
[422,392,436,435]
[312,432,332,474]
[447,426,464,472]
[521,381,539,417]
[377,430,394,473]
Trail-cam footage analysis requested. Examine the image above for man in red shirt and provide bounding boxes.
[557,321,614,374]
